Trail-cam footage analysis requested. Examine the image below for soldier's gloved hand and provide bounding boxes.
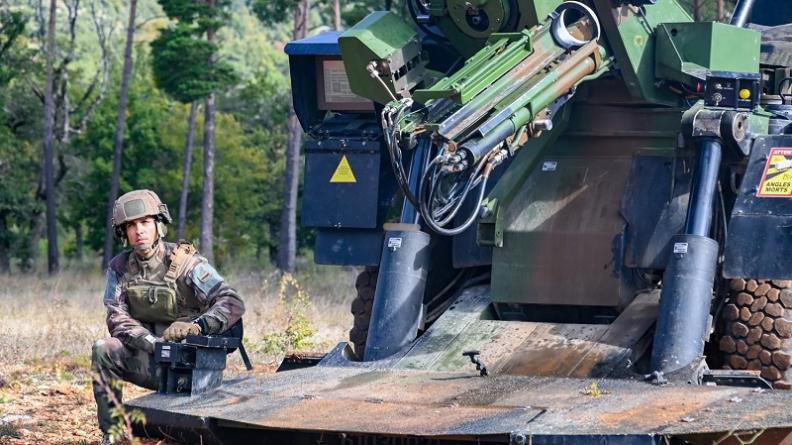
[163,321,201,342]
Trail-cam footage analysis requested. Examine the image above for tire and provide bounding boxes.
[349,267,377,360]
[719,278,792,389]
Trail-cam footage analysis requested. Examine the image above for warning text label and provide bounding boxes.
[757,147,792,197]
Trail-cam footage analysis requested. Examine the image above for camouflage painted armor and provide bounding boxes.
[92,241,245,433]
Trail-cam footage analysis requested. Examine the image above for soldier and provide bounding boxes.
[92,189,245,445]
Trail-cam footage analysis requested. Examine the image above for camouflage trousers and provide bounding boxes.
[91,337,159,433]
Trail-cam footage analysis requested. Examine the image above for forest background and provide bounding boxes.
[0,0,737,277]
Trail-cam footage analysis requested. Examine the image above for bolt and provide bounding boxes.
[512,433,528,444]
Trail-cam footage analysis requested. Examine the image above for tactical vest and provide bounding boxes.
[120,242,206,324]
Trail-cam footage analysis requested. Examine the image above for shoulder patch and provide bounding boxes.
[189,262,223,295]
[103,270,121,304]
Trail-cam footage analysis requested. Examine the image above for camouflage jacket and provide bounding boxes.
[102,241,245,351]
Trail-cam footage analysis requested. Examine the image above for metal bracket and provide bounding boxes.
[462,350,489,376]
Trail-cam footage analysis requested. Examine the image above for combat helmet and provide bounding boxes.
[112,189,173,241]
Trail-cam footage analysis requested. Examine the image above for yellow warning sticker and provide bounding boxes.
[330,155,357,183]
[758,147,792,197]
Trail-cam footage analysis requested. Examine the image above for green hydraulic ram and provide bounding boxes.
[413,1,611,169]
[457,40,606,164]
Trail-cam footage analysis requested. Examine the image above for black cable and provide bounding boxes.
[383,107,421,208]
[420,162,489,236]
[428,154,485,222]
[435,163,486,226]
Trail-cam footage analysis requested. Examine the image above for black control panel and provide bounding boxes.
[705,71,760,110]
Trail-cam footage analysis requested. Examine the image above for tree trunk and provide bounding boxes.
[268,223,278,264]
[277,0,310,273]
[334,0,341,30]
[74,222,83,261]
[278,110,301,273]
[692,0,701,21]
[102,0,138,270]
[177,101,199,241]
[23,211,43,273]
[200,92,216,263]
[0,212,10,273]
[42,0,59,275]
[200,0,217,264]
[717,0,725,21]
[385,0,392,11]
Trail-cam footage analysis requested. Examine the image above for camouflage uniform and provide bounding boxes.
[92,191,244,434]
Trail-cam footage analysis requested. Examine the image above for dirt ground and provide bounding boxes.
[0,265,357,445]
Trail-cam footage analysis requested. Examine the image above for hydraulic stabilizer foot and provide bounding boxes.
[651,234,719,374]
[364,225,430,361]
[651,138,722,375]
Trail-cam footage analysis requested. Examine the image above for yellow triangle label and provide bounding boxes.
[330,155,357,183]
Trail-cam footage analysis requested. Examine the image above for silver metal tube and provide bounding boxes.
[730,0,756,28]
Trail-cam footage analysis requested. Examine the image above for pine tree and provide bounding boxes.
[152,0,237,262]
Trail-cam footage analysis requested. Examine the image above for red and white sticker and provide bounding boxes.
[757,147,792,197]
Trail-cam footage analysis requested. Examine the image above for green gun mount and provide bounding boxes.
[339,12,427,105]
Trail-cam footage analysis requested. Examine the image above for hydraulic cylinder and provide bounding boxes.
[364,227,430,361]
[651,138,722,374]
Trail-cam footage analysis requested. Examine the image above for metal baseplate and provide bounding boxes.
[130,287,792,444]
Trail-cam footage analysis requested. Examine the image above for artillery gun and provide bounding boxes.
[130,0,792,443]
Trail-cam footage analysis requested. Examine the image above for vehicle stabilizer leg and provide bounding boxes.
[363,226,430,361]
[651,138,722,375]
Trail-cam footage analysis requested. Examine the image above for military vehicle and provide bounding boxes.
[130,0,792,443]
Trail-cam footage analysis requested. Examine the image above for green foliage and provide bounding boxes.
[0,9,25,86]
[160,0,232,32]
[254,273,317,355]
[252,0,396,30]
[152,0,239,104]
[151,24,237,103]
[342,0,404,26]
[69,55,285,263]
[251,0,301,27]
[107,406,146,444]
[0,0,368,271]
[0,6,41,270]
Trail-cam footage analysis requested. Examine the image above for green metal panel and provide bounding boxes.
[591,0,691,105]
[656,22,761,86]
[486,79,686,306]
[338,12,421,104]
[478,104,572,248]
[413,32,531,104]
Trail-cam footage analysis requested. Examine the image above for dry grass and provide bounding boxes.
[0,262,359,444]
[0,263,358,364]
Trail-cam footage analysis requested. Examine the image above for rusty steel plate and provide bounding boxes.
[129,366,792,439]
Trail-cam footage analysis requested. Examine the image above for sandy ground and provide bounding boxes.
[0,265,357,444]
